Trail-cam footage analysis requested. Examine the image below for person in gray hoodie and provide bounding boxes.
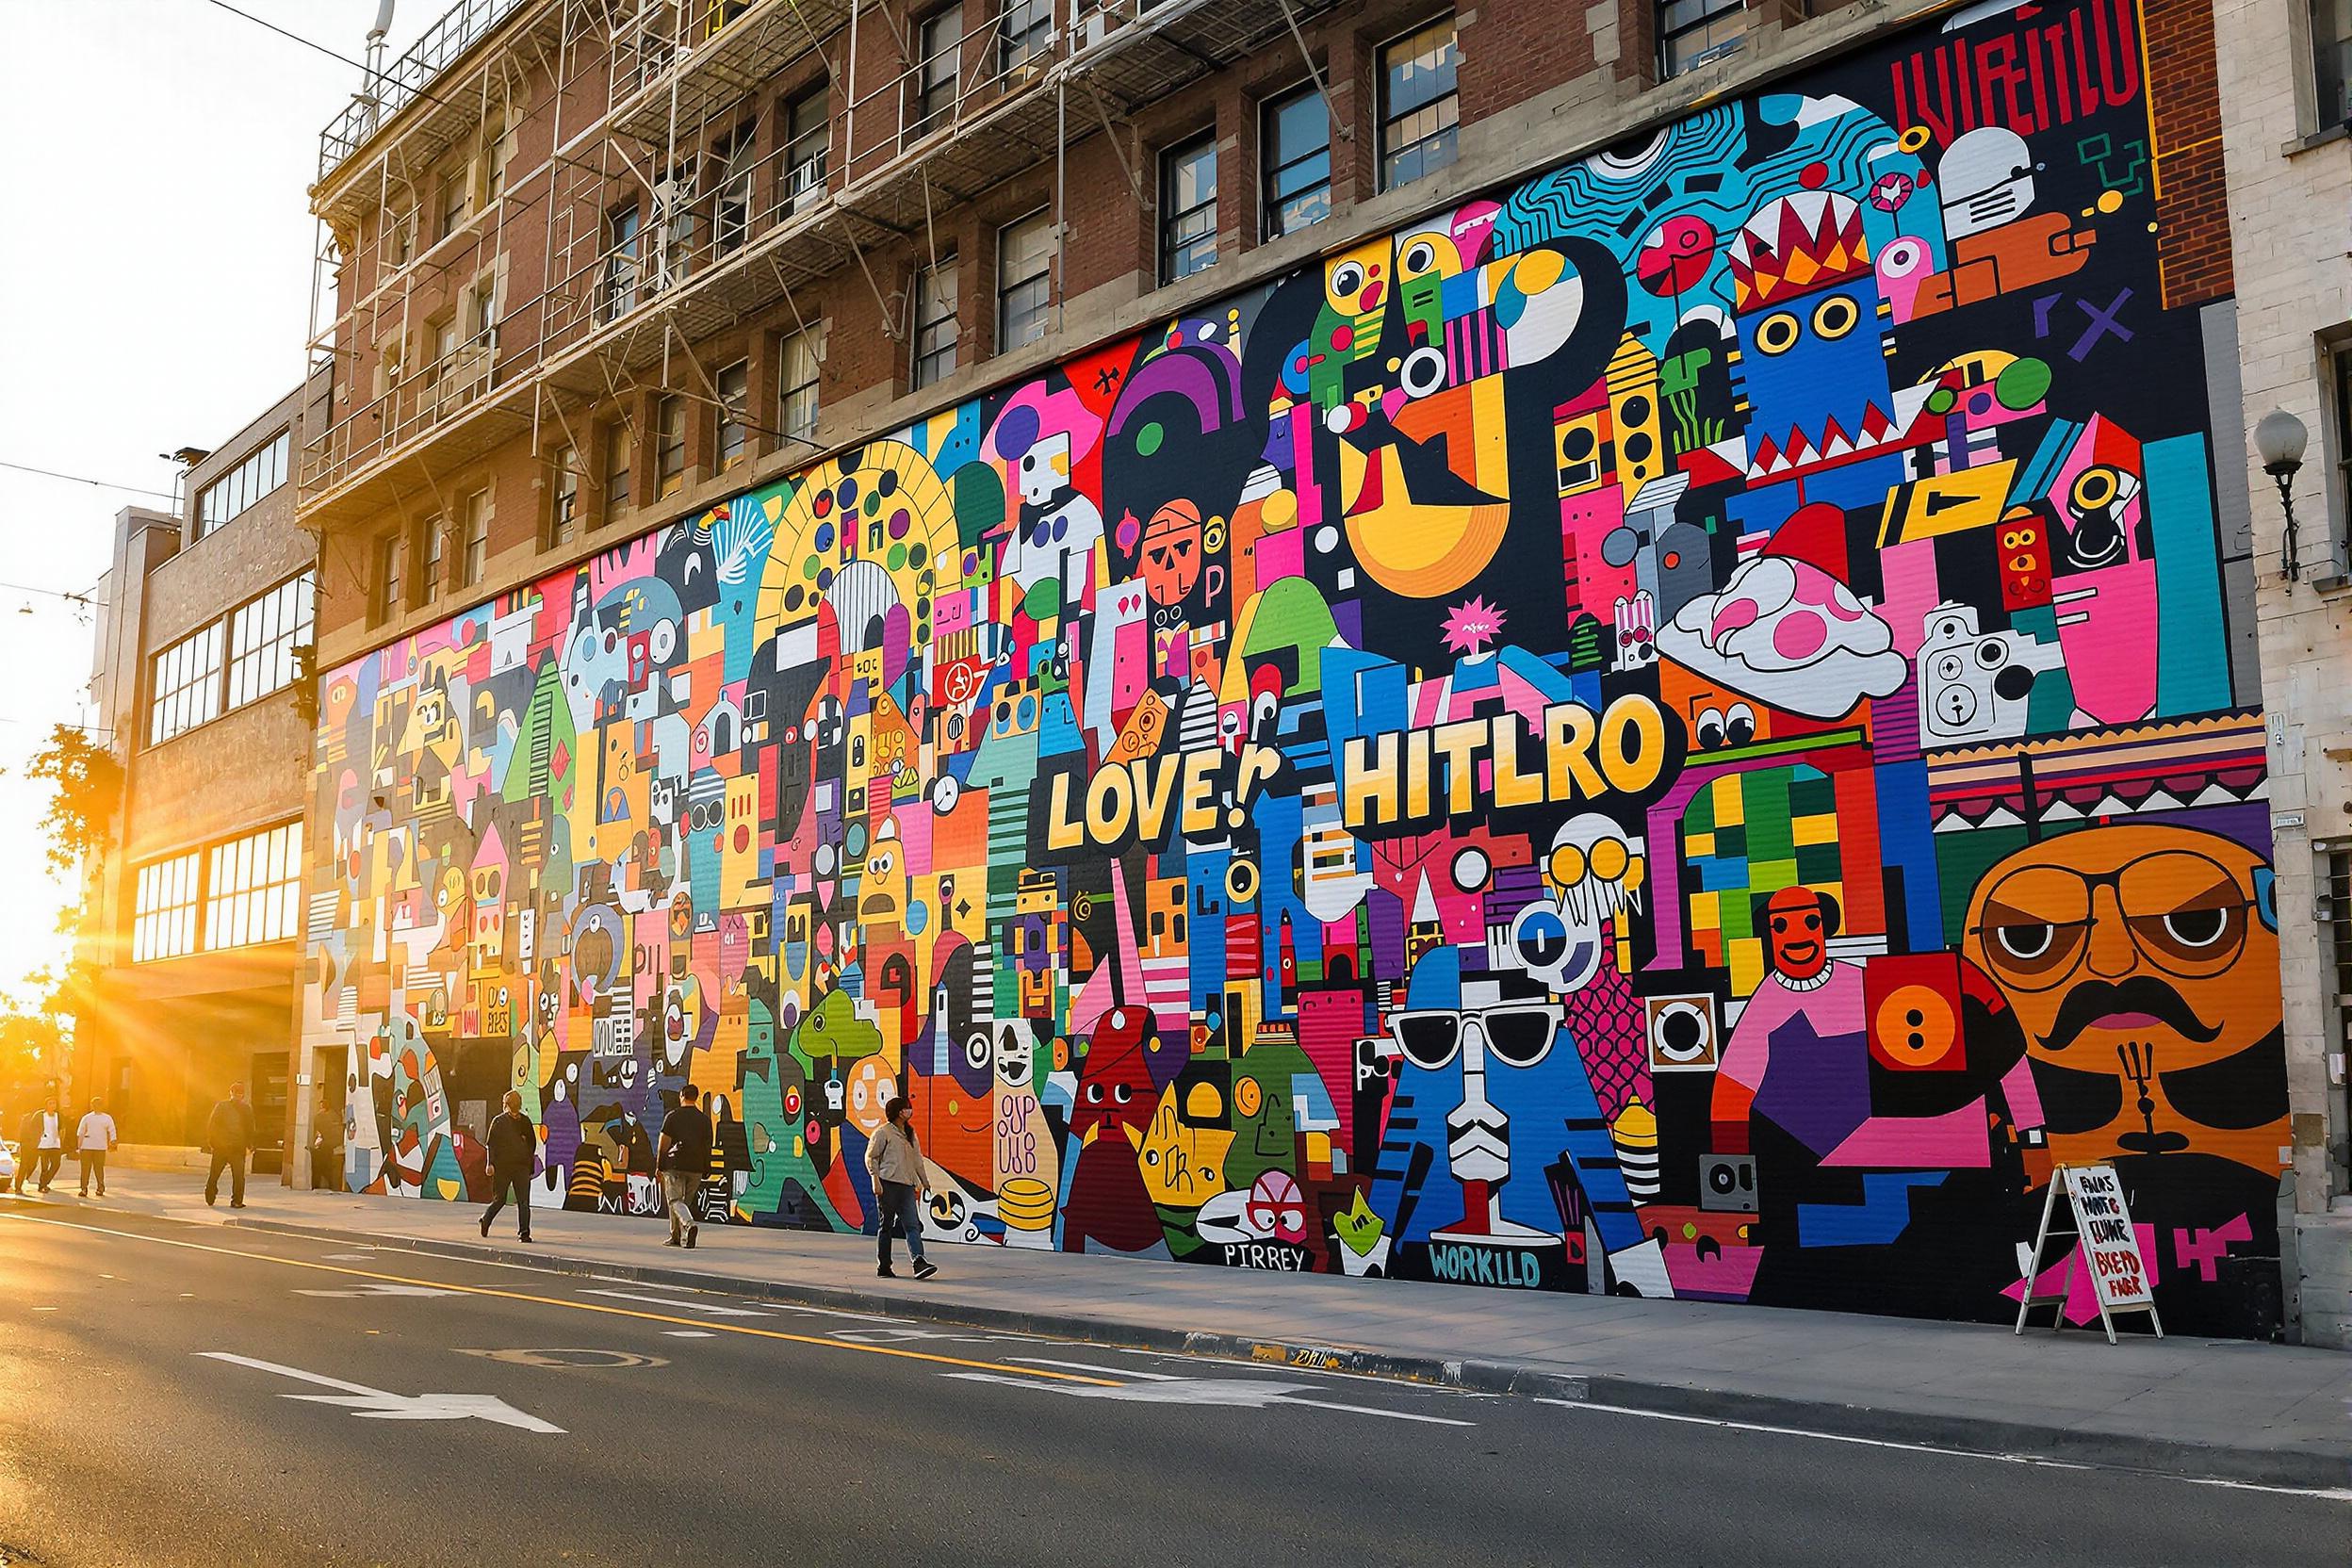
[864,1097,936,1280]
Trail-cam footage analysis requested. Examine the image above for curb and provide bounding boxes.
[228,1215,2352,1492]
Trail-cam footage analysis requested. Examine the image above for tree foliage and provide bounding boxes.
[24,723,121,876]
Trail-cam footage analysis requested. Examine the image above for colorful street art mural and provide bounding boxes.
[306,0,2288,1334]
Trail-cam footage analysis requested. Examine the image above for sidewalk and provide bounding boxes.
[26,1169,2352,1489]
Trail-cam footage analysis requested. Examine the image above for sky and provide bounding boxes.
[0,0,433,996]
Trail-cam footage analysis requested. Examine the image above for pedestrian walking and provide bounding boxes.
[479,1089,536,1242]
[75,1095,118,1198]
[203,1081,257,1208]
[655,1085,712,1250]
[865,1097,936,1280]
[16,1095,65,1194]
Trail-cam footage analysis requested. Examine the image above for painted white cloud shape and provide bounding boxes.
[1658,555,1906,720]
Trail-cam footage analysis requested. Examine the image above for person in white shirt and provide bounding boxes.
[14,1095,64,1194]
[76,1095,119,1199]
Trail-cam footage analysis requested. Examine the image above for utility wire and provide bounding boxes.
[0,461,179,504]
[198,0,472,120]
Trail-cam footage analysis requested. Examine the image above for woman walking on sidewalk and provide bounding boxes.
[865,1097,936,1280]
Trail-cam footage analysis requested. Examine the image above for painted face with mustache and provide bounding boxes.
[1963,824,2282,1172]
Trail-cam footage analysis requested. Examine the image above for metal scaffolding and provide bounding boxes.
[300,0,1341,537]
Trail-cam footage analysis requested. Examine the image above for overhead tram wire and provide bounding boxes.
[197,0,477,122]
[0,461,180,504]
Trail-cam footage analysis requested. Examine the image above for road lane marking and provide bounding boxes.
[296,1283,466,1298]
[663,1330,715,1338]
[946,1371,1478,1426]
[1533,1399,2352,1500]
[3,1213,1114,1386]
[199,1352,564,1433]
[580,1287,771,1316]
[1009,1357,1181,1380]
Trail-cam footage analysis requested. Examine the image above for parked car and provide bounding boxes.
[0,1138,17,1189]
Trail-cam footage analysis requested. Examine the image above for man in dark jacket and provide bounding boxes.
[479,1090,537,1242]
[203,1082,257,1208]
[655,1085,713,1250]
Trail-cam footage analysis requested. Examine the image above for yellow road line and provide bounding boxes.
[1,1211,1117,1385]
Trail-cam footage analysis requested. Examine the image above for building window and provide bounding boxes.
[225,573,316,710]
[1379,16,1459,190]
[1261,85,1331,240]
[194,429,291,542]
[657,394,688,497]
[421,514,447,598]
[1658,0,1745,75]
[548,444,580,546]
[131,851,201,963]
[911,8,959,139]
[711,123,757,255]
[605,423,633,523]
[2323,0,2352,127]
[780,325,823,443]
[717,361,751,467]
[148,623,223,745]
[913,256,959,389]
[784,85,828,206]
[438,164,469,239]
[374,532,406,625]
[1159,134,1217,284]
[997,209,1053,352]
[385,207,416,268]
[205,822,304,952]
[1000,0,1052,74]
[604,202,643,321]
[458,489,491,588]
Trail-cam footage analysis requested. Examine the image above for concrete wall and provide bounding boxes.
[2214,0,2352,1346]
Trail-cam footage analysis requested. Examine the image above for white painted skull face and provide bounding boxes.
[1938,125,2034,241]
[994,1022,1035,1090]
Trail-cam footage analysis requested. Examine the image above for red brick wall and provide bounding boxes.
[2141,0,2230,307]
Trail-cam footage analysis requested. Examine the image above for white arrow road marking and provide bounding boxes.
[295,1282,466,1298]
[198,1353,564,1433]
[579,1287,769,1317]
[942,1372,1475,1426]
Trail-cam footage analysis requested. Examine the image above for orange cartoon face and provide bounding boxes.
[1761,885,1838,982]
[1962,824,2282,1171]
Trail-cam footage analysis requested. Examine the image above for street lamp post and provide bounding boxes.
[2255,408,2311,580]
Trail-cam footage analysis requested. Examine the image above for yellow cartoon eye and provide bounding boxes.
[1548,843,1589,886]
[1756,311,1801,355]
[1811,295,1859,340]
[2071,465,2122,511]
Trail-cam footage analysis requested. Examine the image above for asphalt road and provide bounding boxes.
[0,1198,2344,1567]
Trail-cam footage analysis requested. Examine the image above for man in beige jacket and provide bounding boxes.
[864,1096,937,1279]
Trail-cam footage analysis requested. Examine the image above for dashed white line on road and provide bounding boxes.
[663,1330,715,1338]
[580,1287,770,1317]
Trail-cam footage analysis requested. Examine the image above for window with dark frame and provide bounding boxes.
[914,256,960,388]
[147,623,223,746]
[1658,0,1745,76]
[717,360,751,467]
[997,209,1053,353]
[657,394,688,497]
[712,123,756,254]
[548,444,580,546]
[780,325,822,442]
[195,429,291,541]
[131,852,201,963]
[438,164,468,238]
[1260,85,1331,240]
[458,489,491,588]
[205,822,305,952]
[785,85,829,205]
[1379,16,1459,190]
[604,202,644,321]
[911,8,959,139]
[605,423,633,523]
[225,573,316,710]
[1159,134,1217,285]
[999,0,1052,74]
[375,532,406,624]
